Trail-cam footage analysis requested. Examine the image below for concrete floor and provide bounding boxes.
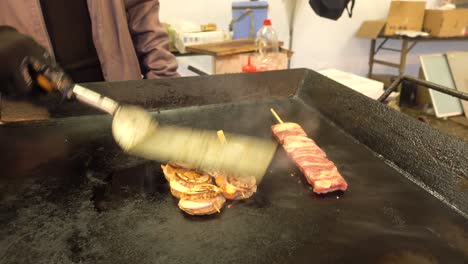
[401,107,468,143]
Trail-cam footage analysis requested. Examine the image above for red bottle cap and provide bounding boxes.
[242,56,257,73]
[263,19,272,26]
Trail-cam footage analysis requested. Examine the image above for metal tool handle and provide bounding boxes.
[71,84,120,115]
[187,65,208,76]
[229,8,254,38]
[378,75,468,103]
[36,74,120,115]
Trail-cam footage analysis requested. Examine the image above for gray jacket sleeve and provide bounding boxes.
[125,0,179,78]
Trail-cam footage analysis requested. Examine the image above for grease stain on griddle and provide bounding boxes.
[91,162,167,212]
[431,219,468,257]
[379,250,437,264]
[383,205,406,227]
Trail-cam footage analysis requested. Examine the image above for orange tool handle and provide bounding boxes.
[36,74,54,93]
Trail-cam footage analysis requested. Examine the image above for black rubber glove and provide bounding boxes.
[0,26,73,98]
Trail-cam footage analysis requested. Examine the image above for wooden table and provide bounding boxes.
[180,39,291,75]
[367,35,468,78]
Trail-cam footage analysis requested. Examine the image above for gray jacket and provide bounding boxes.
[0,0,179,81]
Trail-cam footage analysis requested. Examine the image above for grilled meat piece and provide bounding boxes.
[178,184,226,215]
[272,123,348,193]
[162,163,212,199]
[214,174,257,200]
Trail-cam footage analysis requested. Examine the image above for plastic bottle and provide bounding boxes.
[255,19,279,71]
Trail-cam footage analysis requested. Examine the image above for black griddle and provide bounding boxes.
[1,69,467,263]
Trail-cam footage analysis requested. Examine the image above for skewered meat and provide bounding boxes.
[271,122,307,143]
[161,163,212,199]
[212,129,258,200]
[163,162,257,201]
[161,163,210,182]
[160,127,260,215]
[272,123,348,194]
[178,184,226,215]
[214,174,257,200]
[161,163,224,215]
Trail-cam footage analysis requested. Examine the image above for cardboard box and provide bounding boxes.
[384,1,426,36]
[423,9,468,37]
[355,20,387,39]
[355,1,426,38]
[453,0,468,6]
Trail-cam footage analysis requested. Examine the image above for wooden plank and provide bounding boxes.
[373,59,400,68]
[377,35,468,41]
[186,38,284,57]
[450,116,468,126]
[446,51,468,118]
[187,39,255,56]
[0,100,51,122]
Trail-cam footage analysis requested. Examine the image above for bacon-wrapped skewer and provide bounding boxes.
[270,109,348,194]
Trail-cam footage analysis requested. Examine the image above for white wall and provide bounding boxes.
[291,0,468,76]
[291,0,390,75]
[160,0,291,47]
[160,0,468,77]
[159,0,291,76]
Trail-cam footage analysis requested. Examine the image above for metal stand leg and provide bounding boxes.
[378,75,468,102]
[368,39,376,78]
[211,56,216,75]
[399,40,409,76]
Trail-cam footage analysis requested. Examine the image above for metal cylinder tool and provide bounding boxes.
[36,75,277,181]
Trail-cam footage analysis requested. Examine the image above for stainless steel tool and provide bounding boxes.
[41,81,277,181]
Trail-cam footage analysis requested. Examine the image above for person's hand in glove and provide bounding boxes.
[0,26,73,98]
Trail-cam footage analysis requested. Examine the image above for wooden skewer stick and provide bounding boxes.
[214,204,221,213]
[217,130,227,144]
[215,131,226,214]
[270,108,284,124]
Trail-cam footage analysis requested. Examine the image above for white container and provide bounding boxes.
[318,69,386,100]
[174,31,225,54]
